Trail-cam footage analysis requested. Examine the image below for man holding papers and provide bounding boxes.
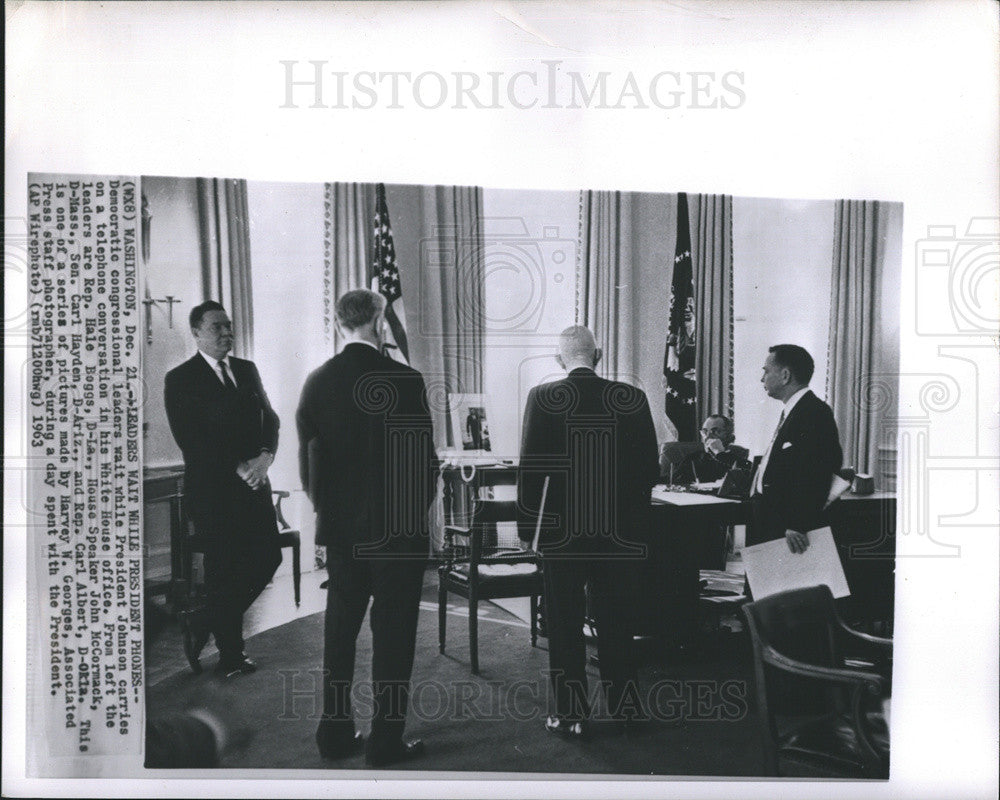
[749,344,843,554]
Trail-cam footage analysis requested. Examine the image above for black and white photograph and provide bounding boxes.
[130,176,902,775]
[4,2,998,799]
[450,395,491,453]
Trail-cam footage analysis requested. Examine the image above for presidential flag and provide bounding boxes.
[663,192,697,441]
[371,183,410,364]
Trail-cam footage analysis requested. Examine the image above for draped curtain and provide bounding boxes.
[322,183,374,353]
[409,186,485,553]
[323,184,485,552]
[417,185,486,448]
[196,178,254,358]
[826,200,888,475]
[688,194,735,423]
[323,183,485,447]
[576,190,635,382]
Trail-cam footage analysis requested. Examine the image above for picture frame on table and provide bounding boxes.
[449,393,492,453]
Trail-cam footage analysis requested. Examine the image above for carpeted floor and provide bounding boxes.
[147,570,764,775]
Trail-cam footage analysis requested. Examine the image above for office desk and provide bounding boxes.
[634,490,748,641]
[641,488,897,638]
[143,465,187,609]
[825,492,896,630]
[438,464,895,638]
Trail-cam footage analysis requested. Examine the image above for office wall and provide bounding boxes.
[630,192,676,444]
[246,180,328,563]
[481,188,580,457]
[731,197,902,461]
[480,189,677,454]
[141,176,205,468]
[733,198,837,458]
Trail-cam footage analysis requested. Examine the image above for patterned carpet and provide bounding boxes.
[146,570,765,775]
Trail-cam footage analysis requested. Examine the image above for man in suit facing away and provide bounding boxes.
[297,289,436,767]
[165,301,282,678]
[749,344,844,553]
[517,326,659,739]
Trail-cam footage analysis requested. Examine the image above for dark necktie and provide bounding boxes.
[218,360,237,393]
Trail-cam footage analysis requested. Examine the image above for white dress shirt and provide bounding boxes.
[198,349,238,388]
[752,386,811,495]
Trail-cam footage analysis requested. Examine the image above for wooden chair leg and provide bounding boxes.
[469,595,479,675]
[291,539,301,607]
[438,582,447,653]
[530,594,538,647]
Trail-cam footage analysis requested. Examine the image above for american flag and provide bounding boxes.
[371,183,410,364]
[663,192,697,441]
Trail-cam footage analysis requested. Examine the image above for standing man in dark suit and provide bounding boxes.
[297,289,436,767]
[165,301,282,678]
[749,344,844,553]
[517,326,659,739]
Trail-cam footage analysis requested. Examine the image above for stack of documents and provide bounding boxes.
[743,527,850,600]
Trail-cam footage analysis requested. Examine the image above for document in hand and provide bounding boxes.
[743,527,850,600]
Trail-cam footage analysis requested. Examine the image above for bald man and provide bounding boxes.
[517,326,659,738]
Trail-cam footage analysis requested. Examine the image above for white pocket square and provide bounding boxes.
[781,441,793,449]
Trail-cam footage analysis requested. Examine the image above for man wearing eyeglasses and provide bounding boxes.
[672,414,751,485]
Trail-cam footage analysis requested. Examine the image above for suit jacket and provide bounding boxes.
[164,353,280,537]
[516,368,659,554]
[673,446,751,485]
[750,389,843,545]
[296,343,437,555]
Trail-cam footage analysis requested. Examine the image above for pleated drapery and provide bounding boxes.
[196,178,255,359]
[826,200,889,475]
[689,193,735,424]
[322,183,375,353]
[418,185,486,447]
[577,191,732,431]
[576,190,635,383]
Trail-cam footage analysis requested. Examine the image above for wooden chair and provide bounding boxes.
[438,499,542,674]
[272,490,302,607]
[742,585,891,778]
[183,488,302,608]
[659,441,702,482]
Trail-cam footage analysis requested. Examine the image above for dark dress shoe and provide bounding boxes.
[364,738,425,768]
[545,715,588,740]
[214,653,257,678]
[180,610,210,674]
[317,728,364,760]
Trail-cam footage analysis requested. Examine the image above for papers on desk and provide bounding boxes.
[438,449,510,468]
[743,527,850,600]
[693,479,724,491]
[651,487,738,505]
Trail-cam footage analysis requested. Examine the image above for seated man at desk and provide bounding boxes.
[664,414,750,570]
[671,414,751,485]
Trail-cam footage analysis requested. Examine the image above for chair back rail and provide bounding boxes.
[742,585,891,778]
[438,496,543,673]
